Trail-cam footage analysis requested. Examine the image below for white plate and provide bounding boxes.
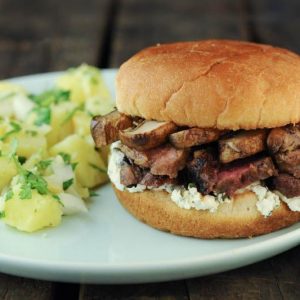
[0,70,299,284]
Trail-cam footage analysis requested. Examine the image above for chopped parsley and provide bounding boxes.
[58,152,77,170]
[18,156,26,164]
[29,89,70,107]
[18,171,49,199]
[63,178,74,191]
[89,163,107,173]
[0,121,21,141]
[89,189,98,197]
[0,211,5,219]
[33,106,51,126]
[52,194,64,207]
[19,183,32,199]
[4,189,13,201]
[59,152,71,164]
[61,103,84,125]
[36,159,52,172]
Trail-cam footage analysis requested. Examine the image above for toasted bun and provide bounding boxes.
[113,186,300,238]
[116,40,300,130]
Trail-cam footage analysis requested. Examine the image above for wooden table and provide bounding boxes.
[0,0,299,299]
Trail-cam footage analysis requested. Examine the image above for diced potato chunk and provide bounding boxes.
[47,102,75,147]
[72,110,91,136]
[50,134,108,188]
[4,186,62,233]
[7,131,47,158]
[0,157,18,191]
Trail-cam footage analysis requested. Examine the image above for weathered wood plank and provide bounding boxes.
[0,274,54,300]
[270,246,300,300]
[80,281,189,300]
[0,0,111,78]
[251,0,300,53]
[187,259,283,300]
[110,0,247,67]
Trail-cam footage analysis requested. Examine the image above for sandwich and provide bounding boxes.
[91,40,300,238]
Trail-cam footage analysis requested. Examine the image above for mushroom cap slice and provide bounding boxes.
[119,120,177,150]
[169,127,221,148]
[91,110,134,147]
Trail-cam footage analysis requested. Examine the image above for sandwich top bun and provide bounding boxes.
[116,40,300,130]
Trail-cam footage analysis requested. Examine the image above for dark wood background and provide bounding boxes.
[0,0,299,299]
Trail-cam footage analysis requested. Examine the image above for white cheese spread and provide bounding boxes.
[108,142,299,216]
[275,191,300,212]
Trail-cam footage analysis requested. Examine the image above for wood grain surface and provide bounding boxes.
[0,0,299,299]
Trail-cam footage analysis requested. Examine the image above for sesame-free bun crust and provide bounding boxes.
[116,40,300,130]
[113,186,300,238]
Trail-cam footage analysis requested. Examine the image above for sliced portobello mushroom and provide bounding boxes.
[219,129,267,163]
[169,127,221,148]
[91,110,134,147]
[119,120,177,150]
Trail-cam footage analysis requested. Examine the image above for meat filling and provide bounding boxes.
[267,125,300,178]
[93,111,300,199]
[185,149,218,194]
[119,143,189,178]
[216,156,277,196]
[273,173,300,198]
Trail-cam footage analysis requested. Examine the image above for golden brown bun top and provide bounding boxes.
[116,40,300,130]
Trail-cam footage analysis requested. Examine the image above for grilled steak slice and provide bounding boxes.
[120,160,144,186]
[119,143,189,178]
[267,124,300,178]
[186,149,219,194]
[91,110,134,147]
[273,173,300,198]
[219,130,267,163]
[267,124,300,153]
[140,173,177,187]
[169,127,221,148]
[120,161,176,187]
[216,156,277,196]
[273,150,300,178]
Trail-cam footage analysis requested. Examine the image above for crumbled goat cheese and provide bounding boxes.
[171,187,220,212]
[275,191,300,212]
[108,142,298,216]
[250,184,280,217]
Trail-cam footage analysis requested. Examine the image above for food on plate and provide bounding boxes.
[0,64,114,232]
[92,40,300,238]
[119,120,177,150]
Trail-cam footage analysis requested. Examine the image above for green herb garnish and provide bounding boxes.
[0,121,21,141]
[61,103,84,125]
[63,178,74,191]
[37,159,52,172]
[29,89,70,107]
[4,189,13,201]
[33,106,51,126]
[0,211,5,218]
[89,163,107,173]
[18,171,49,199]
[89,189,98,197]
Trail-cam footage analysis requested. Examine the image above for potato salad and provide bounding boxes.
[0,65,114,232]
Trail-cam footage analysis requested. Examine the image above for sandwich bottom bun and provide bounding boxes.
[113,186,300,239]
